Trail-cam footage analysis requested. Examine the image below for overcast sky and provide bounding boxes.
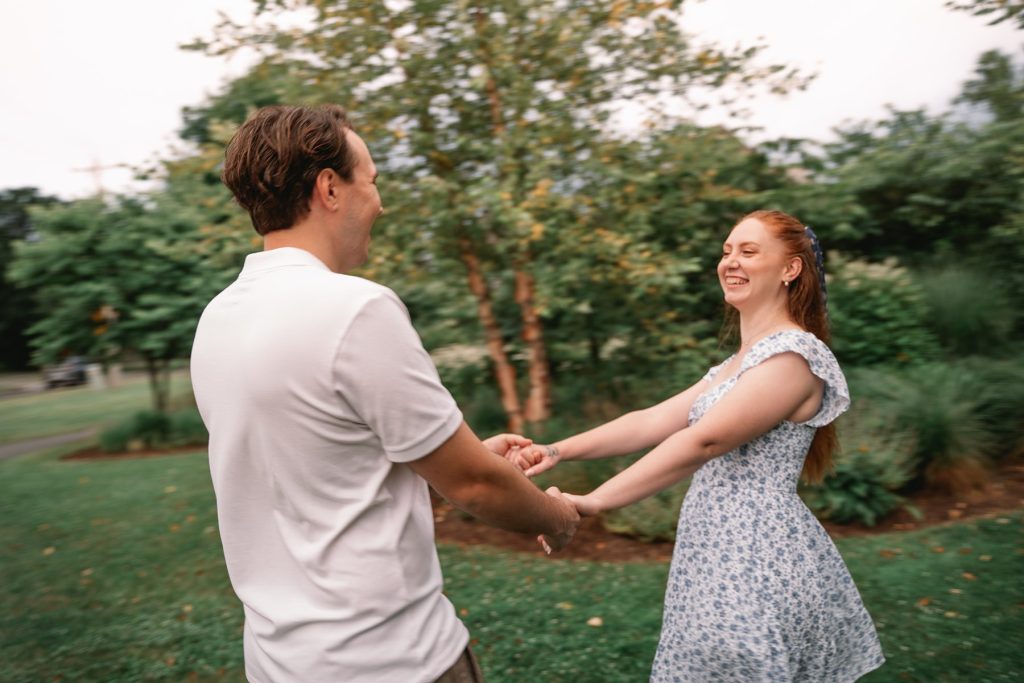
[0,0,1020,200]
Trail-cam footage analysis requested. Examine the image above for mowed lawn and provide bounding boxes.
[0,371,193,446]
[2,443,1022,682]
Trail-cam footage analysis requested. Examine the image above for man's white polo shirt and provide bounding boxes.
[191,247,468,682]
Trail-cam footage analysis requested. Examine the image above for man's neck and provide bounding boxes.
[263,222,343,273]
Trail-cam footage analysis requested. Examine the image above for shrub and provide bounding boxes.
[98,422,134,453]
[802,415,916,526]
[852,363,997,493]
[98,408,207,453]
[167,408,209,447]
[917,267,1014,357]
[958,356,1024,459]
[827,254,940,367]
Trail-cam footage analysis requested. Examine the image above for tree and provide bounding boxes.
[0,187,59,370]
[957,48,1024,123]
[188,0,803,430]
[946,0,1024,29]
[10,196,214,412]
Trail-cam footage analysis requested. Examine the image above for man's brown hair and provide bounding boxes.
[222,104,356,235]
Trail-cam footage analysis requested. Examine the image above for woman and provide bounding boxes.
[517,210,884,681]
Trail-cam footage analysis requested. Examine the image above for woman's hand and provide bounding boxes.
[563,492,603,517]
[518,443,562,477]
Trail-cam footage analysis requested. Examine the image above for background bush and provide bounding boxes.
[917,267,1015,357]
[98,408,207,453]
[827,254,940,367]
[802,411,917,526]
[851,363,999,494]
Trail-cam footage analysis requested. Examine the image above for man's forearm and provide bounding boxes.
[408,422,574,537]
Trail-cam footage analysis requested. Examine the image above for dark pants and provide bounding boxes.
[435,646,484,683]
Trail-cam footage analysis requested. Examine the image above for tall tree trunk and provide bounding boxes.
[459,239,524,433]
[474,7,551,426]
[146,357,170,414]
[514,268,551,423]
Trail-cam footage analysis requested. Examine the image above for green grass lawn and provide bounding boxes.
[2,444,1022,682]
[0,371,193,446]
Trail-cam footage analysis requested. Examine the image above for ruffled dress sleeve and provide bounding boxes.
[738,330,850,428]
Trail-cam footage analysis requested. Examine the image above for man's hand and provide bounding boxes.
[537,486,580,555]
[481,433,532,459]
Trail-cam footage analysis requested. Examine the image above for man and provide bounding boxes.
[191,104,579,683]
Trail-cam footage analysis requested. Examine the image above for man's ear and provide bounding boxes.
[312,168,338,210]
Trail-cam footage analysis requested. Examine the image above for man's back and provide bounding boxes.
[191,247,467,682]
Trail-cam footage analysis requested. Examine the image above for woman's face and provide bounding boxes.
[717,218,792,311]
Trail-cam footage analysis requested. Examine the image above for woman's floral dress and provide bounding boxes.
[650,331,885,682]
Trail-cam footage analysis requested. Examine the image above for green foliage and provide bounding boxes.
[946,0,1024,30]
[958,355,1024,458]
[182,0,805,427]
[0,187,61,370]
[10,196,218,412]
[803,416,916,527]
[98,408,207,453]
[917,267,1015,357]
[852,363,1000,493]
[828,254,940,367]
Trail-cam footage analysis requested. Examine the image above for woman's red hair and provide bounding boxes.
[731,209,837,483]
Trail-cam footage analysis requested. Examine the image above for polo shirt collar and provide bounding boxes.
[240,247,331,275]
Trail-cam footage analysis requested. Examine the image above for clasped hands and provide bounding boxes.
[482,434,599,554]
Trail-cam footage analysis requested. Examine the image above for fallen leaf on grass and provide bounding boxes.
[42,546,56,556]
[164,485,177,494]
[556,602,574,610]
[587,616,603,627]
[944,611,959,618]
[949,588,962,595]
[962,572,977,581]
[979,555,992,562]
[916,597,931,607]
[879,548,902,559]
[931,546,946,554]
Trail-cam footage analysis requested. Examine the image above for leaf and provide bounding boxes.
[586,616,604,627]
[915,596,931,607]
[962,572,977,581]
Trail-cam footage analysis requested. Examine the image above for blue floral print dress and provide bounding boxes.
[650,330,884,682]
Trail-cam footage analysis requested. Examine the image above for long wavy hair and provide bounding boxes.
[722,209,836,483]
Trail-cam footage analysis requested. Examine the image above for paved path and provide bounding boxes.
[0,429,96,462]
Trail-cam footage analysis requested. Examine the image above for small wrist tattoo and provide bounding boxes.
[545,445,559,459]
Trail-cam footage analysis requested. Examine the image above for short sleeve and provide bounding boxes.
[739,331,850,428]
[332,290,463,463]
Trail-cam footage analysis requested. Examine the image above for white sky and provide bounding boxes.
[0,0,1020,200]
